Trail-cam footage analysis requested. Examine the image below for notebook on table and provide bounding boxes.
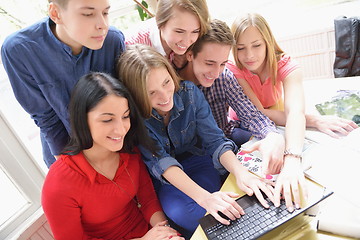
[199,178,333,240]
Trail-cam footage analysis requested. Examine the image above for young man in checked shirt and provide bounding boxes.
[179,19,310,212]
[178,19,286,177]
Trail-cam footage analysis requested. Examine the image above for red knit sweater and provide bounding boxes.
[41,150,162,240]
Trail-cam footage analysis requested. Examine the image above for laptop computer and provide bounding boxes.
[199,178,334,240]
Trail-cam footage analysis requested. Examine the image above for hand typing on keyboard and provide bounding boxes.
[219,151,277,212]
[273,157,308,212]
[199,191,245,225]
[203,196,296,240]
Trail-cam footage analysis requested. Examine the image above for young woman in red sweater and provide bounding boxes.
[41,72,183,240]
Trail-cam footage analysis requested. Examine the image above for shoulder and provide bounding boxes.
[179,80,197,89]
[277,54,300,79]
[103,26,125,49]
[43,156,75,191]
[221,67,237,80]
[219,67,242,89]
[177,80,202,96]
[176,80,206,108]
[124,20,152,45]
[278,54,298,69]
[106,26,125,41]
[2,17,48,50]
[120,150,147,172]
[121,149,142,162]
[225,61,250,79]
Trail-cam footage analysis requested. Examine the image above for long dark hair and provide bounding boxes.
[62,72,156,155]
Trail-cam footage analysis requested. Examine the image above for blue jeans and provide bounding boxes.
[230,127,252,147]
[156,155,221,238]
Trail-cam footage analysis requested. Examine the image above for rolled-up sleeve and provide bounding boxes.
[212,140,238,175]
[138,137,183,184]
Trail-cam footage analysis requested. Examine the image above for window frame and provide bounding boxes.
[0,111,45,239]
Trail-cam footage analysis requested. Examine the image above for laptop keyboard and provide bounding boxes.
[204,199,294,240]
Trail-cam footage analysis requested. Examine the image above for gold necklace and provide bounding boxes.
[84,153,142,208]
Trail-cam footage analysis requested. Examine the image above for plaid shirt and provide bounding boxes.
[198,67,278,139]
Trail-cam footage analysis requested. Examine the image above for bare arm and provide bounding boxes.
[149,211,167,227]
[238,71,358,137]
[282,68,306,155]
[274,69,307,212]
[238,69,307,212]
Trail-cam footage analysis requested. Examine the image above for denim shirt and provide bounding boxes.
[139,81,237,184]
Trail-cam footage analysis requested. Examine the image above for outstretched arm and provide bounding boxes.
[274,69,307,212]
[237,72,358,137]
[305,114,358,138]
[238,68,307,212]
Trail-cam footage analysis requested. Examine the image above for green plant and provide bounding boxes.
[133,0,154,21]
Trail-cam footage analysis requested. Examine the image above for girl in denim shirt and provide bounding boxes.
[117,44,275,237]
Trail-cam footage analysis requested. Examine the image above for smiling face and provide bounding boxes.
[188,42,231,87]
[50,0,110,55]
[146,67,175,115]
[87,94,131,153]
[159,8,201,55]
[235,26,267,74]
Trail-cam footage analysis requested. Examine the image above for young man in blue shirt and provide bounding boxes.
[1,0,125,167]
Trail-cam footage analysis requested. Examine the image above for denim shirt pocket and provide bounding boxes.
[180,120,196,145]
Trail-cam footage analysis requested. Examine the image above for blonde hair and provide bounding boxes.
[156,0,210,37]
[117,44,181,119]
[231,13,284,86]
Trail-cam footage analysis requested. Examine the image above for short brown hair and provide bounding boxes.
[191,19,234,58]
[117,44,180,118]
[156,0,210,37]
[48,0,69,9]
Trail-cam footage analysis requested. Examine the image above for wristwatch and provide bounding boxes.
[284,149,302,159]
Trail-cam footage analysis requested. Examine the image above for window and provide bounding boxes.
[0,168,28,228]
[0,110,45,239]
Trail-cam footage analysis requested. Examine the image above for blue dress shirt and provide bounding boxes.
[1,17,125,166]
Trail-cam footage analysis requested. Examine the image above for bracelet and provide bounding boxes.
[284,149,302,159]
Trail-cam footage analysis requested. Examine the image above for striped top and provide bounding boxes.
[125,18,167,57]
